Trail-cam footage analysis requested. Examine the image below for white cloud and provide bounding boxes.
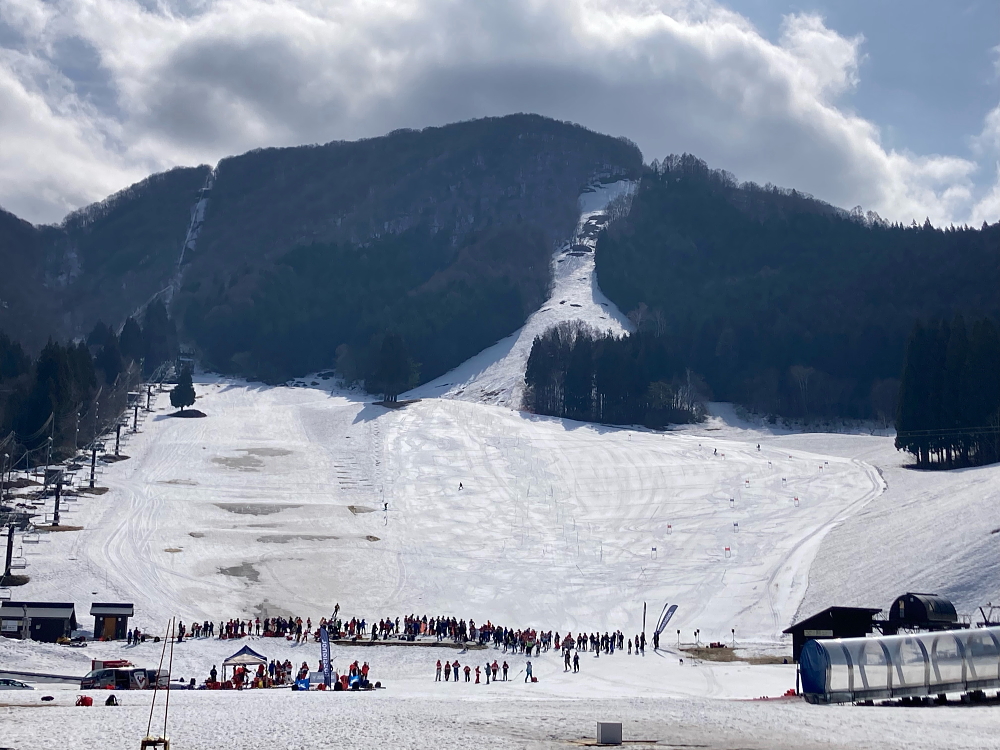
[0,0,997,226]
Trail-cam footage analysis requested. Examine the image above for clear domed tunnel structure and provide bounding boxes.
[800,627,1000,704]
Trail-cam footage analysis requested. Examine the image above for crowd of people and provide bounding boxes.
[148,603,661,691]
[201,658,377,691]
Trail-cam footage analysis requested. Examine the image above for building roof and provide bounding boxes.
[90,603,134,617]
[0,601,77,621]
[223,645,268,667]
[783,606,882,634]
[889,592,957,622]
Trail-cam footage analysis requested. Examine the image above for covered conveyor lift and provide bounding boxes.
[800,626,1000,704]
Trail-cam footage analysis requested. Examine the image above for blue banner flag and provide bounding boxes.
[320,626,332,687]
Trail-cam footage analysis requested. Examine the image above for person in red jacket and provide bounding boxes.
[435,660,442,681]
[452,660,460,685]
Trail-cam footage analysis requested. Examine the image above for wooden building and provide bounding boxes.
[90,602,134,640]
[0,601,78,642]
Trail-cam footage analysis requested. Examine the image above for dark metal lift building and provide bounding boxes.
[783,606,883,663]
[881,592,962,635]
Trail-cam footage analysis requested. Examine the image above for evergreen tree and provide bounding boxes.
[142,299,178,376]
[897,316,1000,468]
[119,317,144,365]
[369,333,416,403]
[94,336,123,385]
[86,321,113,350]
[0,331,29,382]
[524,326,700,427]
[170,369,196,414]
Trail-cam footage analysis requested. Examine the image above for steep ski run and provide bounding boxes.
[407,181,634,407]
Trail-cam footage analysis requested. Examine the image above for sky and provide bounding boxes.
[0,0,998,227]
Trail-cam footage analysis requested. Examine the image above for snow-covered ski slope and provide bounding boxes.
[407,181,634,407]
[678,406,1000,619]
[16,381,880,647]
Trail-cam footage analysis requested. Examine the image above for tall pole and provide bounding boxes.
[52,478,62,527]
[89,445,97,489]
[133,404,139,433]
[115,424,122,457]
[1,453,8,505]
[3,524,14,581]
[643,602,647,639]
[43,437,53,484]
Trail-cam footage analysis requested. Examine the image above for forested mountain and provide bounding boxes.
[0,115,641,386]
[0,167,212,348]
[595,155,1000,422]
[178,115,641,382]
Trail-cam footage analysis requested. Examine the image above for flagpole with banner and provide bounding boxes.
[320,626,332,688]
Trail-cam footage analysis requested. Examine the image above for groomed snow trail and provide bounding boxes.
[407,181,634,407]
[16,379,881,651]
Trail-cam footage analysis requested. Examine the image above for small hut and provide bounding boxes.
[90,603,134,640]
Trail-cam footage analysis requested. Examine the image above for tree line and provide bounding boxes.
[595,154,1000,424]
[523,323,705,427]
[896,316,1000,469]
[0,300,178,462]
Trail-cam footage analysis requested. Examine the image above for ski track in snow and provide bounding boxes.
[407,181,635,407]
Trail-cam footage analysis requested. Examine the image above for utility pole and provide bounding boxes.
[3,523,14,582]
[115,424,122,456]
[52,474,62,527]
[43,436,53,484]
[89,445,97,489]
[133,404,139,432]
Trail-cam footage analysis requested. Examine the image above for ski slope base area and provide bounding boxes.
[4,381,1000,748]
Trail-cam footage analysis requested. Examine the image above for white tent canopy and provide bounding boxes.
[221,645,268,681]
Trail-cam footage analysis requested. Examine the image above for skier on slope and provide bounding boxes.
[444,661,451,681]
[435,660,442,681]
[524,660,533,683]
[502,661,509,681]
[573,652,580,673]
